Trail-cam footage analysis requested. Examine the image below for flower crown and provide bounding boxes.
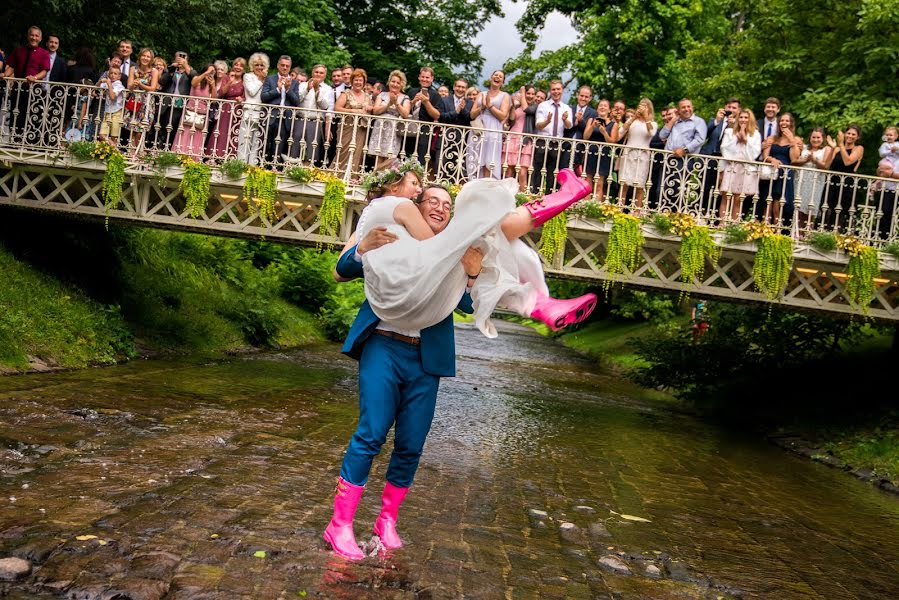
[426,179,462,201]
[360,159,425,192]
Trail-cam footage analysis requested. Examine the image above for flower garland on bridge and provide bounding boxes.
[838,235,880,311]
[603,210,644,291]
[315,170,347,245]
[179,157,212,219]
[66,140,126,225]
[244,167,279,223]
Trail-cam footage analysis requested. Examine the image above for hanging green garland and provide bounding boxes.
[838,236,880,311]
[680,225,720,287]
[754,234,793,300]
[603,213,644,290]
[538,212,568,262]
[179,160,212,219]
[102,150,126,225]
[316,177,347,242]
[243,167,279,223]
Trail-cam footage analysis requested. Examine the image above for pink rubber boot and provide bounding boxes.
[530,293,598,331]
[523,168,592,227]
[323,477,365,560]
[372,481,410,549]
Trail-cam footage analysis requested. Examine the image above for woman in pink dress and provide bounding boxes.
[206,58,246,158]
[172,64,215,158]
[503,85,536,192]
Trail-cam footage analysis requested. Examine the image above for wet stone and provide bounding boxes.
[13,538,62,563]
[597,555,631,575]
[645,564,663,579]
[0,556,31,581]
[587,522,611,539]
[574,505,596,514]
[528,509,548,519]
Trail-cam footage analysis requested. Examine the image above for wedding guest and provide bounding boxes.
[125,48,159,153]
[530,80,571,193]
[334,68,373,176]
[718,108,762,223]
[290,63,333,166]
[437,85,449,98]
[368,69,411,170]
[617,98,658,210]
[237,52,268,165]
[172,63,215,158]
[760,112,802,225]
[794,127,832,230]
[207,57,246,158]
[823,125,864,231]
[97,65,125,145]
[583,98,619,200]
[503,85,536,192]
[467,70,510,179]
[153,51,197,150]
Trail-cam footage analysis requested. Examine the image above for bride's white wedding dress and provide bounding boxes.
[357,178,537,337]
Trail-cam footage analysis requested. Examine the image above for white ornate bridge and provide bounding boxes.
[0,79,897,320]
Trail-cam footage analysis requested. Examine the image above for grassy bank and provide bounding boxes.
[0,245,133,370]
[0,209,369,371]
[554,304,898,487]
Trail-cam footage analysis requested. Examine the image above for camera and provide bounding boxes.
[724,110,733,117]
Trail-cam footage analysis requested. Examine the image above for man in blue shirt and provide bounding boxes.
[658,98,708,207]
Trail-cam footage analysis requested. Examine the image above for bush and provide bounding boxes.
[611,289,679,323]
[319,279,366,341]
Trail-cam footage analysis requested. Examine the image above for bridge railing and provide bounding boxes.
[1,78,896,245]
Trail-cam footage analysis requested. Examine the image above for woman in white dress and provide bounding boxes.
[793,127,832,230]
[344,163,598,335]
[719,108,762,224]
[236,52,267,165]
[616,98,657,210]
[467,70,511,180]
[368,70,411,170]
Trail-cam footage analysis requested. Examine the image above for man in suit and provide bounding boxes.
[437,78,471,178]
[152,51,196,150]
[261,55,299,165]
[531,79,572,193]
[324,182,483,560]
[44,34,67,83]
[404,67,443,168]
[699,97,740,205]
[562,85,597,175]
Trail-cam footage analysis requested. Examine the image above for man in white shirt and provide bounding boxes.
[289,63,333,166]
[531,79,572,193]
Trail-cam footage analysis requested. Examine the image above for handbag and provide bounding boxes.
[470,117,485,130]
[183,109,207,130]
[124,95,143,114]
[758,163,778,181]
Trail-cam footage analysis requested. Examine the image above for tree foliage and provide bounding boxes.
[1,0,501,83]
[509,0,898,168]
[333,0,503,83]
[504,0,730,101]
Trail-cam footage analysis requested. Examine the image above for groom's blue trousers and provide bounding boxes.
[340,334,440,488]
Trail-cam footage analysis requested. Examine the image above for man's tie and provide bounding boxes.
[767,122,773,138]
[552,102,560,137]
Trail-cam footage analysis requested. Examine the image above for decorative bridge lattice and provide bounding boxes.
[0,79,897,320]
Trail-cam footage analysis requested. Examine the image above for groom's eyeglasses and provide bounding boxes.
[425,197,452,213]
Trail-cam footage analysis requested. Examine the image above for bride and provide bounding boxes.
[339,161,597,335]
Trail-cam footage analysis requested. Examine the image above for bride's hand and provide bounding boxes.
[358,226,399,255]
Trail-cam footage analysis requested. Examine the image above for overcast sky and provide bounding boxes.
[472,0,577,86]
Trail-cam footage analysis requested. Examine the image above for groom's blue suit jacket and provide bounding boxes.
[336,245,473,378]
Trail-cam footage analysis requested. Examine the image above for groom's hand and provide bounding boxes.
[357,227,398,255]
[461,246,484,278]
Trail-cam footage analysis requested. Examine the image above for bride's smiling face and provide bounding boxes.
[394,172,422,200]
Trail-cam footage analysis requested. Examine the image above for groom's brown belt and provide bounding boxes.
[373,330,421,346]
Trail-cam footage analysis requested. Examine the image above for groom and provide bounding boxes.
[324,185,483,560]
